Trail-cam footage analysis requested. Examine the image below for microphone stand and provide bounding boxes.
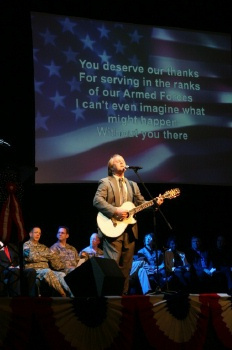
[129,168,172,293]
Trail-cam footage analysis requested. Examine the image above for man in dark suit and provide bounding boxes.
[186,235,215,293]
[93,154,163,295]
[0,241,37,297]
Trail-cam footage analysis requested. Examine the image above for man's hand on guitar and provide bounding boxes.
[114,207,129,221]
[156,194,164,206]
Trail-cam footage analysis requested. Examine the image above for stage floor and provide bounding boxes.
[0,293,231,350]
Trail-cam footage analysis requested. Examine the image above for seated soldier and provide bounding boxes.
[50,225,86,273]
[79,233,104,259]
[23,227,73,297]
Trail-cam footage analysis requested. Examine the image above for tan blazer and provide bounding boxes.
[93,176,146,239]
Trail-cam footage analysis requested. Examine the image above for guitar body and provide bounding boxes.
[97,201,137,238]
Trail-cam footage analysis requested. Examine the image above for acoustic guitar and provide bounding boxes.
[97,188,180,238]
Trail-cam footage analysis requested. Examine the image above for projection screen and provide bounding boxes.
[31,12,232,185]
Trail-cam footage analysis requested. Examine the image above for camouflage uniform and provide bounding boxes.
[80,245,104,259]
[23,240,72,296]
[50,242,80,273]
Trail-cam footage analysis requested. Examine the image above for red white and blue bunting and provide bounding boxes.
[0,294,231,350]
[0,182,26,243]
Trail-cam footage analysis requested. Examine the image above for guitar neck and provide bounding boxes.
[130,198,157,216]
[128,188,180,217]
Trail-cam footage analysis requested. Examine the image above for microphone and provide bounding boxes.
[125,165,143,170]
[0,139,11,147]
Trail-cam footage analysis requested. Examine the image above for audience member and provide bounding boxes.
[0,240,37,297]
[50,226,86,273]
[164,235,191,292]
[209,234,232,294]
[23,227,73,297]
[129,257,153,295]
[136,232,166,291]
[79,233,104,259]
[185,235,215,293]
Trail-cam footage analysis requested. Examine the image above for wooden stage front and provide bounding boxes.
[0,293,231,350]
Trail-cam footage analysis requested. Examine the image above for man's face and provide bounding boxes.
[169,240,176,251]
[145,234,153,248]
[191,237,201,250]
[112,156,126,175]
[91,234,100,247]
[30,227,41,242]
[57,228,68,242]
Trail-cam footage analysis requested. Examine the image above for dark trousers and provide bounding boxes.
[0,267,37,297]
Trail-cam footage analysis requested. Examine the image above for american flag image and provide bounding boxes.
[31,12,232,185]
